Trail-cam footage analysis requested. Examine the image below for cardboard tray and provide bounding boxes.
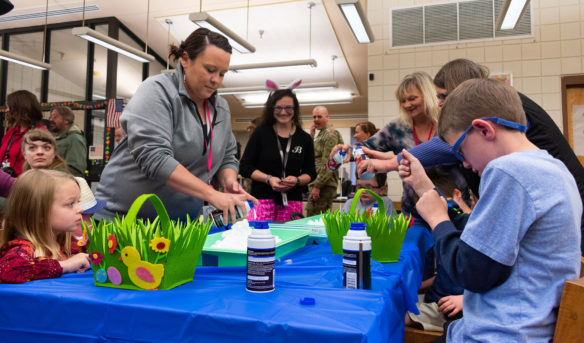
[198,228,310,267]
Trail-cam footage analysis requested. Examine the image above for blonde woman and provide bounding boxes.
[343,72,440,214]
[21,129,69,173]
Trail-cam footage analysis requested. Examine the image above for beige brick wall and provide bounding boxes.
[367,0,584,203]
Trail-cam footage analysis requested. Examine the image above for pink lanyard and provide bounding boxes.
[204,99,213,173]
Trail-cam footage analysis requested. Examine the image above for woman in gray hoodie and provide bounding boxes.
[95,28,256,222]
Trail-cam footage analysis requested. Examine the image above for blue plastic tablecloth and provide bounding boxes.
[0,226,433,343]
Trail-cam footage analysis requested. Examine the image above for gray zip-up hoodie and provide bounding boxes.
[95,64,238,221]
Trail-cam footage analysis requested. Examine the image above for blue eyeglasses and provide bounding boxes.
[451,117,527,162]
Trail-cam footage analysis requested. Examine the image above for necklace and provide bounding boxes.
[413,123,434,146]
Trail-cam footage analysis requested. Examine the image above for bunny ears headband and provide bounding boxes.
[265,79,302,91]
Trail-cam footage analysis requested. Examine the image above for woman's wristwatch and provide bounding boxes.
[265,175,272,185]
[296,176,301,186]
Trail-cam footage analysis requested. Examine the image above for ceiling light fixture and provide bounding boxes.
[72,0,154,63]
[0,0,51,70]
[241,90,352,108]
[164,18,174,72]
[229,58,317,73]
[242,99,352,109]
[219,81,337,95]
[335,0,374,44]
[72,27,155,63]
[189,12,256,54]
[496,0,530,30]
[0,49,51,70]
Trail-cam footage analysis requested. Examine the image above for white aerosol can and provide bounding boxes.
[342,222,372,290]
[246,221,276,292]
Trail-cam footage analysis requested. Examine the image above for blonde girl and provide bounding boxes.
[0,169,90,283]
[21,129,68,172]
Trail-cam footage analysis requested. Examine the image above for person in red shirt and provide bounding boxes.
[0,90,47,176]
[0,169,90,283]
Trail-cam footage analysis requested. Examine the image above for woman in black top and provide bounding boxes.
[240,89,317,221]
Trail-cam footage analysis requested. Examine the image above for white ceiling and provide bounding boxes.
[0,0,369,122]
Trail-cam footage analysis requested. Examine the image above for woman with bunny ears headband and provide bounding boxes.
[239,80,317,221]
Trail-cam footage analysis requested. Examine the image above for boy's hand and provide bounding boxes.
[416,189,449,229]
[60,253,91,274]
[356,158,394,176]
[398,149,434,196]
[437,295,463,317]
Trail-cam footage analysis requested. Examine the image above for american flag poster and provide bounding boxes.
[106,98,123,128]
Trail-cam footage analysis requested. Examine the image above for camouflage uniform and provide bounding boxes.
[306,125,344,216]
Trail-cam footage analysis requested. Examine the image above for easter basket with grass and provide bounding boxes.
[85,194,211,290]
[322,188,413,263]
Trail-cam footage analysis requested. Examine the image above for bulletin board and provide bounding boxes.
[489,72,513,87]
[561,75,584,166]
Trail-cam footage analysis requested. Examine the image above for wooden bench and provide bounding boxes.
[552,256,584,342]
[404,327,442,343]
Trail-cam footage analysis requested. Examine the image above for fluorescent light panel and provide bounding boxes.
[497,0,530,30]
[189,12,255,54]
[230,59,317,73]
[219,82,338,95]
[0,49,51,70]
[243,100,352,108]
[336,0,374,44]
[72,27,155,63]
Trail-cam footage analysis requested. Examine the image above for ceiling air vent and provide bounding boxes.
[459,0,493,41]
[391,7,423,47]
[0,5,100,23]
[424,3,458,44]
[391,0,531,48]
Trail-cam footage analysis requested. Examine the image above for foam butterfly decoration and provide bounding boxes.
[265,79,302,91]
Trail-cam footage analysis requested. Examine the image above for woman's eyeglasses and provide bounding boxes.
[273,106,294,113]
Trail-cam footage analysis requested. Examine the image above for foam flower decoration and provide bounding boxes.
[107,234,117,254]
[77,227,88,247]
[149,237,170,253]
[90,251,104,265]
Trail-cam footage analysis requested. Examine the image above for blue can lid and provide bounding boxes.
[253,221,269,229]
[350,222,366,230]
[246,200,255,209]
[299,297,315,306]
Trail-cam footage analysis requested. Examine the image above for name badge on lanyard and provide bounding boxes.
[274,126,293,207]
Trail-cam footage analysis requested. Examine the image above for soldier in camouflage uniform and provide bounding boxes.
[306,106,344,217]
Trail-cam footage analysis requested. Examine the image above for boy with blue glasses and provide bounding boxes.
[399,78,581,342]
